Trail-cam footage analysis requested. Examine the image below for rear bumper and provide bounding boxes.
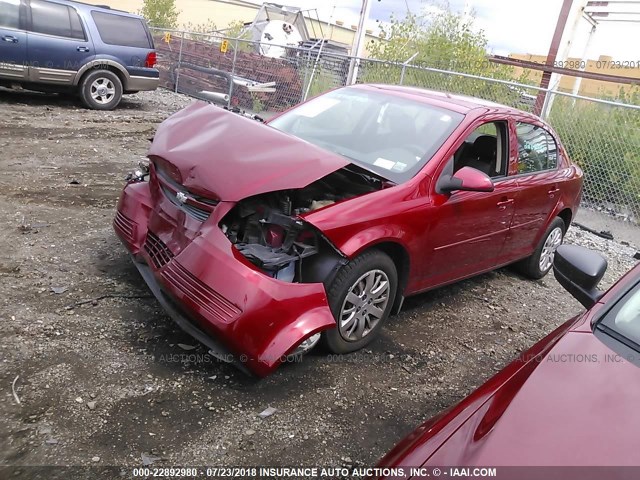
[126,74,159,91]
[113,181,336,377]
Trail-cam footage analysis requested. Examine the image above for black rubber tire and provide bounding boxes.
[79,70,123,110]
[516,217,566,279]
[322,250,397,354]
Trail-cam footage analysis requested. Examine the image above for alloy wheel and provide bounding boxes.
[539,226,563,272]
[338,269,390,342]
[90,77,116,105]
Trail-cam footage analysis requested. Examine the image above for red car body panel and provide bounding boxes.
[114,84,583,376]
[115,183,336,377]
[377,263,640,473]
[147,102,350,201]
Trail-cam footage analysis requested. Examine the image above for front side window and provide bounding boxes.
[453,121,508,178]
[0,0,20,29]
[516,122,558,174]
[30,0,85,39]
[269,88,464,183]
[91,11,151,48]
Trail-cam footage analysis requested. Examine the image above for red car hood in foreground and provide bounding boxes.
[380,314,640,469]
[147,102,350,201]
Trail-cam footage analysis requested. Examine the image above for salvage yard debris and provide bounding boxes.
[11,375,21,405]
[64,293,153,310]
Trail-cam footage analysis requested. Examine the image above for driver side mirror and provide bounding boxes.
[553,244,607,309]
[438,166,494,194]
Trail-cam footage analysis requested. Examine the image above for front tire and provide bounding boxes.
[79,70,123,110]
[517,217,565,279]
[323,250,397,354]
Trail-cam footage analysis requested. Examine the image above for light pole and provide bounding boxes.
[346,0,373,85]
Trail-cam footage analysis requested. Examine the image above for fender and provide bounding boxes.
[256,306,336,375]
[72,57,130,86]
[336,225,412,260]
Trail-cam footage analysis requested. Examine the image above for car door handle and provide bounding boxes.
[496,198,514,210]
[76,46,90,52]
[2,35,19,43]
[548,187,560,197]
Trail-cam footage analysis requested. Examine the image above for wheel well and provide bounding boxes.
[78,65,126,90]
[558,208,572,231]
[369,242,410,314]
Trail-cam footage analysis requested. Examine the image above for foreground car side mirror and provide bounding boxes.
[553,244,607,309]
[438,166,494,194]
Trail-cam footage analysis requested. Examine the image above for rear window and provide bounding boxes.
[91,11,151,48]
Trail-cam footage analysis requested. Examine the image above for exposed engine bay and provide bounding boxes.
[220,166,387,283]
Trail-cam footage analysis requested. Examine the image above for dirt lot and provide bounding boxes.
[1,88,638,476]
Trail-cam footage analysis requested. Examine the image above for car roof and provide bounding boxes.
[352,83,539,119]
[52,0,139,17]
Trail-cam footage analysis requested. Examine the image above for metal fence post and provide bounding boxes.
[227,38,239,109]
[399,53,418,86]
[540,87,554,121]
[174,31,185,94]
[301,50,312,102]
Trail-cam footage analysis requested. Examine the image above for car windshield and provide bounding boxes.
[600,281,640,350]
[268,87,464,183]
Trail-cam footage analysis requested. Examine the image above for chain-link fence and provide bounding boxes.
[151,28,640,224]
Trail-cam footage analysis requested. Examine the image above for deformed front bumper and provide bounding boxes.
[113,181,337,377]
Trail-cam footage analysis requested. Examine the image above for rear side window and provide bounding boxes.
[91,11,151,48]
[0,0,20,29]
[516,122,558,174]
[30,0,85,40]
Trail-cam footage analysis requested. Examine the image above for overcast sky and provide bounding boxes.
[283,0,640,60]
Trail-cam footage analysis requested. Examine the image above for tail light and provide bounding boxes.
[145,51,157,68]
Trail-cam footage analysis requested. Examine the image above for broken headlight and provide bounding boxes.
[125,160,150,183]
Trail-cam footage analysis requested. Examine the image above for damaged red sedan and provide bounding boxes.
[113,84,583,376]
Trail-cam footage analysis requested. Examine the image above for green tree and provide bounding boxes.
[362,6,526,105]
[225,20,251,40]
[367,6,511,78]
[140,0,179,29]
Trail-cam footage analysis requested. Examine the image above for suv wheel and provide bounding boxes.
[79,70,123,110]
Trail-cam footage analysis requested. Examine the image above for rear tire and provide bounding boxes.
[79,70,122,110]
[517,217,565,279]
[322,250,397,354]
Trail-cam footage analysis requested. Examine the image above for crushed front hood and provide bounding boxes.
[148,102,350,201]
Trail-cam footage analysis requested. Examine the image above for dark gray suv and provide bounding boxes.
[0,0,159,109]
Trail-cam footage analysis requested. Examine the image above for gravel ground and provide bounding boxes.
[1,88,638,476]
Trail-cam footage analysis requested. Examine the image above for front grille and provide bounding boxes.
[160,184,212,222]
[113,211,134,242]
[143,231,174,269]
[161,260,242,324]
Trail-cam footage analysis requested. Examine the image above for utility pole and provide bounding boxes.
[533,0,574,116]
[346,0,373,85]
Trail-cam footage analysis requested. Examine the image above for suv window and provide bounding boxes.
[516,122,558,174]
[0,0,20,29]
[91,11,151,48]
[30,0,85,39]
